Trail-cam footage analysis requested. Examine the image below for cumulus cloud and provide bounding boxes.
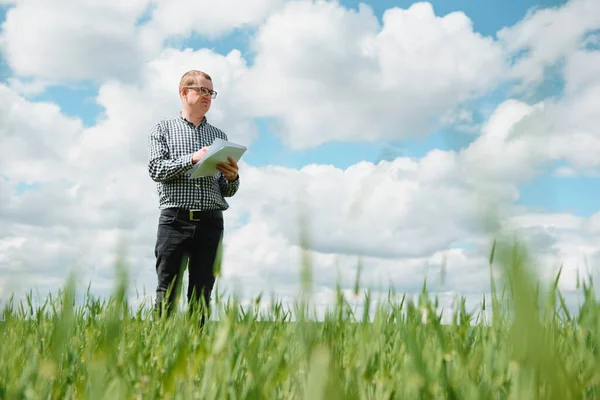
[0,0,154,83]
[460,47,600,180]
[497,0,600,89]
[225,155,515,261]
[0,0,279,84]
[139,0,284,44]
[238,1,507,149]
[0,84,84,182]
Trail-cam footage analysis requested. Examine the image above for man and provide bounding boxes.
[147,70,240,327]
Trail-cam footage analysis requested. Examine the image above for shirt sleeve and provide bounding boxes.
[218,173,240,197]
[148,122,193,182]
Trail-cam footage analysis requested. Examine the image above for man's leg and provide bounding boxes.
[154,212,193,317]
[187,217,223,327]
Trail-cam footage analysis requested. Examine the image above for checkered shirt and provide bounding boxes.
[148,113,240,210]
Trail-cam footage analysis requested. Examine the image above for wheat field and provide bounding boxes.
[1,239,599,399]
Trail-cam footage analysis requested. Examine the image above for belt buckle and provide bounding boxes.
[189,210,202,221]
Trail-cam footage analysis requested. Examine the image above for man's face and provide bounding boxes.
[182,77,214,112]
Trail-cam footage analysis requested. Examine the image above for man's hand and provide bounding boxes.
[217,157,239,181]
[192,146,210,164]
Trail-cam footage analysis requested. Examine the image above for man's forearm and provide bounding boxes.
[149,153,193,182]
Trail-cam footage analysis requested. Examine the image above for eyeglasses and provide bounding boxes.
[185,86,217,99]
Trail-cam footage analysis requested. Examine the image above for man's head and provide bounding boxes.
[179,70,217,115]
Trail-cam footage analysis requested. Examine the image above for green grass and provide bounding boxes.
[1,238,600,399]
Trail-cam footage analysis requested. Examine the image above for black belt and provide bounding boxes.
[161,208,223,222]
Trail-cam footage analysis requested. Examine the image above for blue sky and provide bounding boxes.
[5,0,594,216]
[0,0,596,214]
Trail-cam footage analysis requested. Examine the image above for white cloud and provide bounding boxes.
[139,0,284,45]
[0,0,285,85]
[210,198,598,321]
[4,77,55,96]
[0,0,154,83]
[497,0,600,88]
[0,84,84,183]
[460,99,548,184]
[225,154,517,263]
[220,217,493,301]
[238,1,507,149]
[460,44,600,181]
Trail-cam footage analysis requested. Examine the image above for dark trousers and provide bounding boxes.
[153,208,223,327]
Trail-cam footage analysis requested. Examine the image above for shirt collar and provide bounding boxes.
[178,112,207,127]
